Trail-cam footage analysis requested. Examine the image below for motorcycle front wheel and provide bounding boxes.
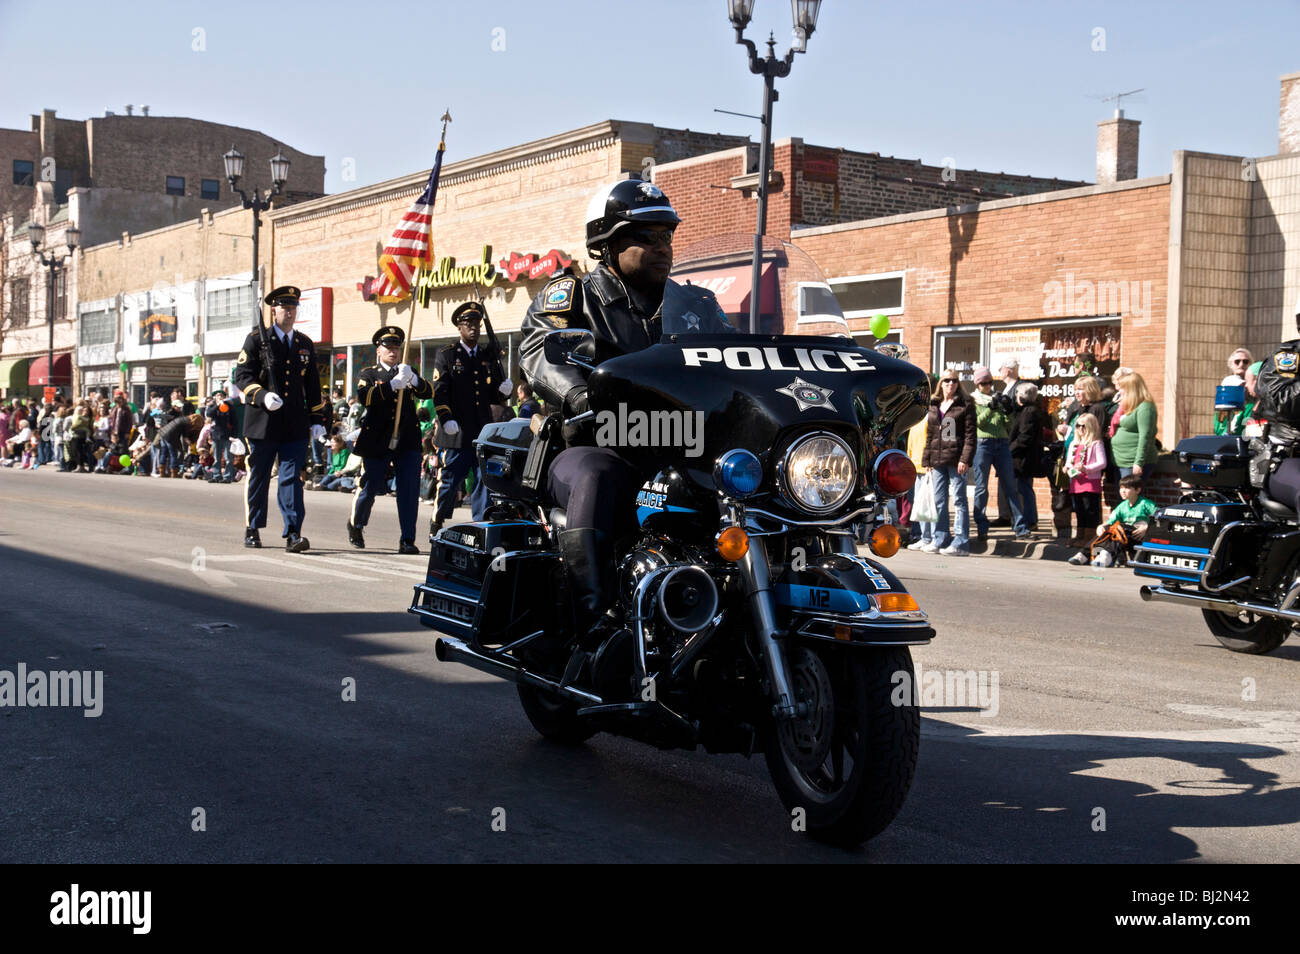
[1201,608,1290,655]
[763,645,919,848]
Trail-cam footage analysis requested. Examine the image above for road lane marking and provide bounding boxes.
[206,554,380,582]
[148,558,309,588]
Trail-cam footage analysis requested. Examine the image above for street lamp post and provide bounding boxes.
[223,145,291,329]
[28,222,81,398]
[728,0,823,333]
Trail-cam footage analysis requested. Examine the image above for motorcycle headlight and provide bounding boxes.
[779,432,857,514]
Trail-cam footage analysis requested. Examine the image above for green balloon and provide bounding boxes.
[870,314,891,339]
[119,454,132,467]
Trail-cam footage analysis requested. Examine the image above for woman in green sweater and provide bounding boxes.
[1110,370,1158,490]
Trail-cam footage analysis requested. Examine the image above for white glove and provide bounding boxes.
[498,378,513,397]
[311,424,326,442]
[443,420,460,436]
[263,392,283,411]
[397,363,413,380]
[391,372,410,390]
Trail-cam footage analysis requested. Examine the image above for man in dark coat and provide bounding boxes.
[429,301,512,532]
[231,285,328,551]
[346,325,432,553]
[205,389,239,483]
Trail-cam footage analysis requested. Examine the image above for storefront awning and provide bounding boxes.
[0,357,31,390]
[28,353,72,386]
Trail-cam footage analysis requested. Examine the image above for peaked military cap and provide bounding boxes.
[264,285,301,306]
[372,325,405,348]
[451,301,486,325]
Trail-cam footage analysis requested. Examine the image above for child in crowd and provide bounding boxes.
[1064,413,1107,548]
[313,434,353,491]
[1072,474,1157,567]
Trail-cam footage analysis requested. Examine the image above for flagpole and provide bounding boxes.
[390,110,451,450]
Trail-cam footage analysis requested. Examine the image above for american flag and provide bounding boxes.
[370,141,446,303]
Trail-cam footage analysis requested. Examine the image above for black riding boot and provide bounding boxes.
[557,528,616,640]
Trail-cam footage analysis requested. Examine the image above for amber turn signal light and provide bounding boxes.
[874,592,919,614]
[716,526,750,562]
[868,524,902,557]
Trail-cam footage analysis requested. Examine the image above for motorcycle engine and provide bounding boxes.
[617,541,721,659]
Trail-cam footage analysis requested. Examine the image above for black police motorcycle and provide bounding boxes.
[1134,434,1300,654]
[409,260,933,846]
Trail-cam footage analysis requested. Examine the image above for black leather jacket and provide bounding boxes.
[1256,338,1300,444]
[519,265,732,411]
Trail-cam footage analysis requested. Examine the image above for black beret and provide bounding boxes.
[264,285,301,306]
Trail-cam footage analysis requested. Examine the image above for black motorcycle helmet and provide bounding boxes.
[585,178,681,261]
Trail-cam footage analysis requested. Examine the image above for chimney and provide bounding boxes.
[124,104,133,116]
[1096,110,1140,184]
[1281,71,1300,154]
[140,105,150,117]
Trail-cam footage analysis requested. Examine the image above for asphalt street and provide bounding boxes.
[2,467,1298,863]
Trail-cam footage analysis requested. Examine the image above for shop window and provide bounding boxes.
[13,159,34,186]
[201,178,220,200]
[829,271,905,317]
[934,329,983,390]
[206,285,256,331]
[80,308,116,346]
[165,175,185,196]
[8,278,30,327]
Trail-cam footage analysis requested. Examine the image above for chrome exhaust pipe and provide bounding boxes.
[1140,585,1300,625]
[434,636,604,706]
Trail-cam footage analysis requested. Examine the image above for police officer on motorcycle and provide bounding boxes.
[1256,296,1300,510]
[519,178,732,645]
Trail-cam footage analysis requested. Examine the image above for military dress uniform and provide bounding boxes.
[1254,338,1300,510]
[347,325,432,552]
[431,301,511,526]
[232,285,328,549]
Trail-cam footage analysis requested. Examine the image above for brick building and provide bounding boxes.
[0,108,325,399]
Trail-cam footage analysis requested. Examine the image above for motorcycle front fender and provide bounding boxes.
[772,553,934,647]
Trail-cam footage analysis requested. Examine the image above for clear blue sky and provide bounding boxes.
[2,0,1296,192]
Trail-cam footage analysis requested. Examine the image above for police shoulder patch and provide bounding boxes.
[542,277,576,313]
[1276,351,1298,373]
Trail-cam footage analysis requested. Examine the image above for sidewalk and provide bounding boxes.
[911,522,1082,562]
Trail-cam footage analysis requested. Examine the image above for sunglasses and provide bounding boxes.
[624,228,675,248]
[940,378,959,384]
[1232,359,1248,365]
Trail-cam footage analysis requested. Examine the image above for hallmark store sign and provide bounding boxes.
[405,245,574,305]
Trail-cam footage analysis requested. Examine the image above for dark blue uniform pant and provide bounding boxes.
[245,437,308,537]
[1267,458,1300,513]
[547,446,643,538]
[351,447,422,542]
[435,445,490,522]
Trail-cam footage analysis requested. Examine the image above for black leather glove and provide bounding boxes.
[565,385,590,417]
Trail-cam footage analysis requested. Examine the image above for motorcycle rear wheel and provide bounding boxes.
[517,684,597,744]
[764,645,919,848]
[1201,608,1290,655]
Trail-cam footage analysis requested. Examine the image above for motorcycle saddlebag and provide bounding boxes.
[1175,435,1251,489]
[410,520,551,641]
[1132,501,1252,585]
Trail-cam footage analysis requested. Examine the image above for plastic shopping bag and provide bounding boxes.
[911,471,937,524]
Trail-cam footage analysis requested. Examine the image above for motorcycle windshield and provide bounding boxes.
[587,280,929,481]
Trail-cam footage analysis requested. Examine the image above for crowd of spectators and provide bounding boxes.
[1,379,549,516]
[904,357,1164,567]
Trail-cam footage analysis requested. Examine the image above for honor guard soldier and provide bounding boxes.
[233,285,328,552]
[346,325,432,553]
[429,301,513,532]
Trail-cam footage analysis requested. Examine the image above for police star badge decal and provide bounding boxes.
[777,377,835,412]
